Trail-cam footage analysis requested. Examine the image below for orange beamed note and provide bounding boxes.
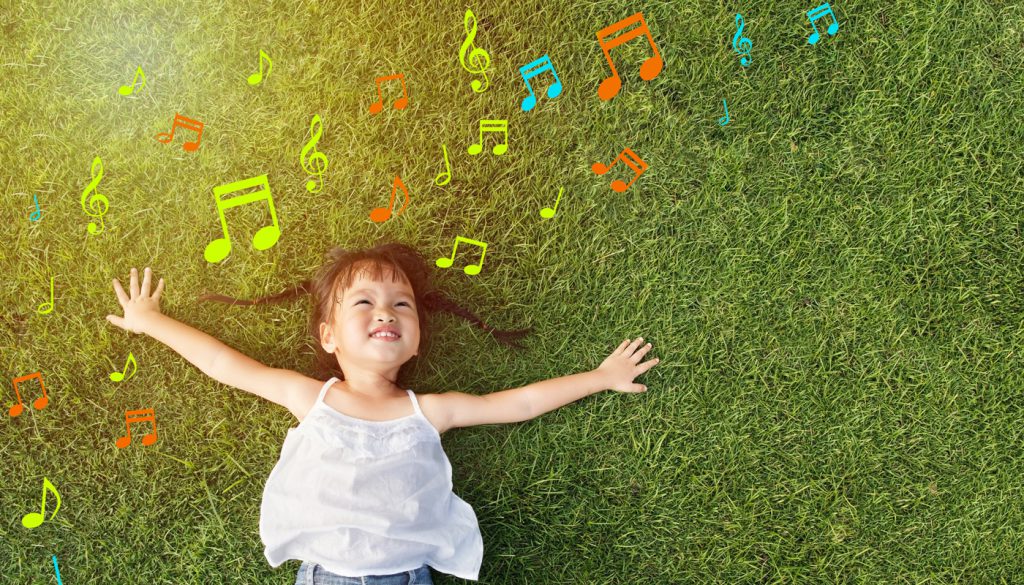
[370,176,411,222]
[115,408,159,448]
[369,74,409,115]
[592,147,648,192]
[155,113,204,152]
[595,12,664,101]
[8,371,49,418]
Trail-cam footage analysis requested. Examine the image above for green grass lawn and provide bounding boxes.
[2,0,1023,583]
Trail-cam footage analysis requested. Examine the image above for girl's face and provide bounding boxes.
[319,265,421,373]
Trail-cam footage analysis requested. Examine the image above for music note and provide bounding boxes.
[368,74,409,115]
[8,371,49,418]
[247,50,272,85]
[540,187,565,219]
[37,276,54,315]
[595,12,663,101]
[21,477,61,529]
[118,65,146,96]
[806,3,839,45]
[519,54,563,112]
[370,176,411,223]
[467,119,508,156]
[53,555,64,585]
[154,113,204,152]
[719,99,730,126]
[29,194,42,222]
[115,408,159,448]
[592,147,648,192]
[458,9,490,93]
[204,174,281,264]
[81,156,108,235]
[110,352,138,382]
[732,14,753,67]
[436,236,487,276]
[300,115,329,193]
[435,144,452,186]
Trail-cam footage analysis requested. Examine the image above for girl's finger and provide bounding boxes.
[140,267,152,297]
[614,338,630,354]
[112,278,129,306]
[631,383,647,393]
[106,314,127,329]
[625,337,644,354]
[152,277,165,302]
[630,342,654,363]
[129,267,140,298]
[637,357,660,373]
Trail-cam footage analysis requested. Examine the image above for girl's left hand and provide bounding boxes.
[597,337,660,393]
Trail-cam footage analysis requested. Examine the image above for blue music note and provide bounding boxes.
[719,99,729,126]
[519,54,563,112]
[732,14,752,67]
[806,3,839,45]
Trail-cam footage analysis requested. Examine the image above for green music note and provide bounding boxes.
[204,174,281,263]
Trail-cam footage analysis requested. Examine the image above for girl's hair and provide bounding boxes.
[198,242,531,382]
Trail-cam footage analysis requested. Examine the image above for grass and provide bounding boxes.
[2,0,1023,583]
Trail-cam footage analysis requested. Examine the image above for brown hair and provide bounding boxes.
[198,242,531,382]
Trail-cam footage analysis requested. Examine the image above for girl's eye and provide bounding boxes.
[397,302,411,307]
[356,300,370,305]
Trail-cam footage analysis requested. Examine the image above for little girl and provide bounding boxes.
[106,242,659,584]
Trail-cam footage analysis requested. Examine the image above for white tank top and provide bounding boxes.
[260,377,483,580]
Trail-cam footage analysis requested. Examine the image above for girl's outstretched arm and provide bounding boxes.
[436,337,659,432]
[106,267,320,419]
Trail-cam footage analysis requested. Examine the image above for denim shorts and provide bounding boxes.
[294,561,434,585]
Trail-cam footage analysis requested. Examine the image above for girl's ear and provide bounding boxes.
[319,322,336,353]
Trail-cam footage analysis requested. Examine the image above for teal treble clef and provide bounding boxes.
[732,13,752,67]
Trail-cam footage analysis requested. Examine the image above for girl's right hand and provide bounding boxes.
[106,267,165,334]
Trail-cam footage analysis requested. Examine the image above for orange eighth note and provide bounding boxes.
[8,371,49,418]
[595,12,664,101]
[370,176,410,222]
[592,147,648,192]
[369,73,409,115]
[115,408,159,448]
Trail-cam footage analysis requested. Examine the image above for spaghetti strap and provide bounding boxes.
[317,377,339,404]
[406,389,423,416]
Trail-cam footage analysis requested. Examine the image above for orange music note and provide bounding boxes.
[21,477,61,529]
[155,113,204,152]
[8,371,49,418]
[595,12,663,101]
[370,176,411,223]
[592,147,648,192]
[369,74,409,115]
[203,174,281,264]
[436,236,487,276]
[115,408,159,448]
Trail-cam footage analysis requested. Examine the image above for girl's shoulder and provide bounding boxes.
[414,391,449,434]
